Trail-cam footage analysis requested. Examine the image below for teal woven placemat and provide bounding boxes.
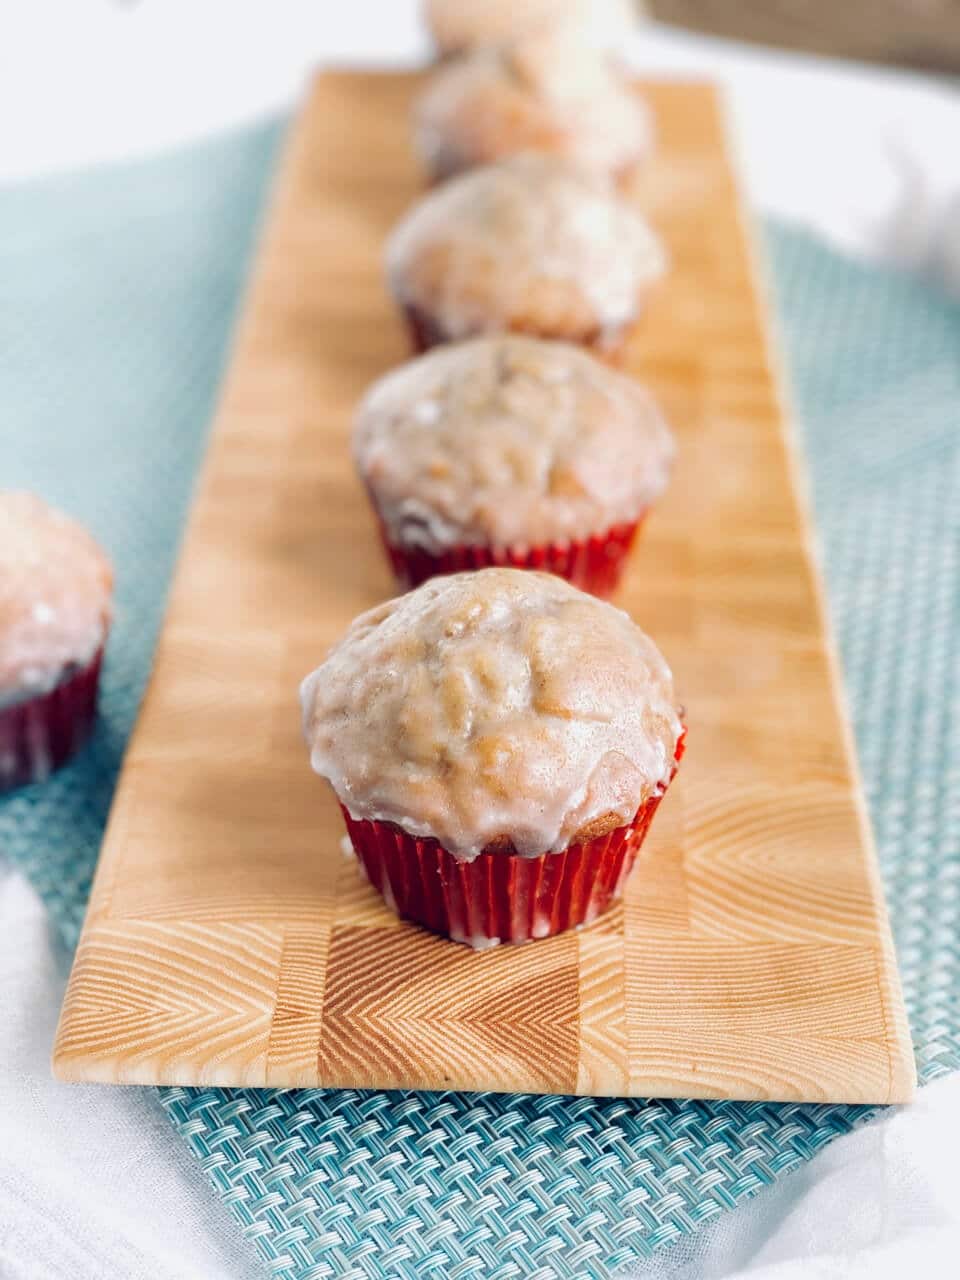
[1,117,958,1279]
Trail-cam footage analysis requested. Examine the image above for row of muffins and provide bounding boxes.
[300,7,685,946]
[368,13,673,595]
[3,4,686,954]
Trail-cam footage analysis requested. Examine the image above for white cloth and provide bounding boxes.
[1,4,959,1279]
[627,1076,960,1279]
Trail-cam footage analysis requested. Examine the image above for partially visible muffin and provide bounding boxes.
[301,568,685,946]
[415,30,653,183]
[424,0,635,58]
[0,492,112,790]
[354,335,674,596]
[386,154,666,358]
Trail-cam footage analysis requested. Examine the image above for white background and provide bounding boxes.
[1,3,959,1279]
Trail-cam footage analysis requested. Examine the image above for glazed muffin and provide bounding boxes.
[300,568,685,947]
[415,30,653,184]
[386,154,666,358]
[0,493,112,790]
[354,335,674,597]
[424,0,635,58]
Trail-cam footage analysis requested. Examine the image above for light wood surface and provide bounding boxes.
[53,74,916,1103]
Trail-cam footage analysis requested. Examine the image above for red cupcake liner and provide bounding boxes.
[400,303,632,364]
[340,734,684,947]
[377,516,642,598]
[0,646,104,792]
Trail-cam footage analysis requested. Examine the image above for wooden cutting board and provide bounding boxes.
[53,74,915,1104]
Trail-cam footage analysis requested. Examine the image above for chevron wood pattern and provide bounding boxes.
[53,74,916,1104]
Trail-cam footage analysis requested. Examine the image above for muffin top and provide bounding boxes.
[386,154,665,345]
[354,336,674,552]
[415,31,652,181]
[301,569,683,860]
[0,492,112,703]
[425,0,633,57]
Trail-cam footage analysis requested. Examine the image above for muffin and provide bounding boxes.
[415,30,653,184]
[300,569,684,947]
[0,493,112,790]
[354,335,674,597]
[385,154,666,359]
[424,0,635,58]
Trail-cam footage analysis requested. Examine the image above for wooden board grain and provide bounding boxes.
[53,74,916,1103]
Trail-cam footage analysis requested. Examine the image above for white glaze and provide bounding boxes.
[386,154,666,344]
[301,569,682,861]
[0,492,112,705]
[415,31,653,180]
[354,336,674,552]
[424,0,633,55]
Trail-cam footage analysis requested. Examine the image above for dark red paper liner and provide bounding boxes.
[340,734,683,947]
[377,516,643,597]
[0,646,104,792]
[400,303,632,364]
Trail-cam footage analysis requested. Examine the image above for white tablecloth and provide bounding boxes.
[1,4,958,1278]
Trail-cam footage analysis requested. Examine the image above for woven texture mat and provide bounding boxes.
[1,117,958,1279]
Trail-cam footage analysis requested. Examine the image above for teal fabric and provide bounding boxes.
[1,117,958,1279]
